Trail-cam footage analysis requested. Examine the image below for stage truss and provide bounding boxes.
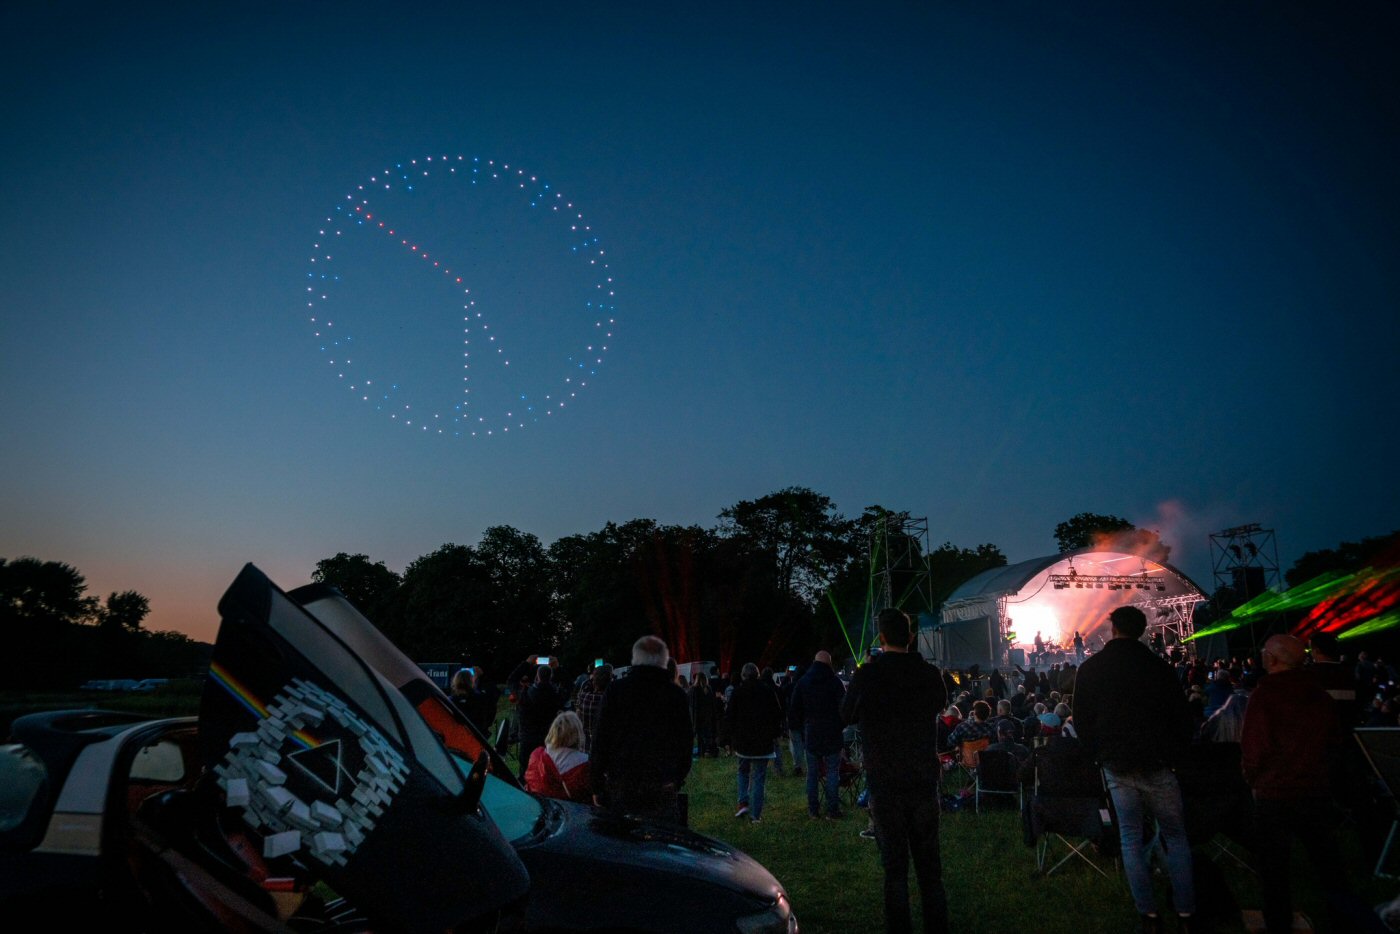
[995,588,1200,661]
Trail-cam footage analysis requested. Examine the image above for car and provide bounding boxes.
[2,564,798,933]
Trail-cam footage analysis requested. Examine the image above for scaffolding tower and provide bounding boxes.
[868,513,934,624]
[1211,523,1281,600]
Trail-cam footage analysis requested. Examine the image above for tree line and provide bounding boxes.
[14,492,1377,691]
[0,557,207,689]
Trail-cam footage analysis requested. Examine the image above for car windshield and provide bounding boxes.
[458,755,543,842]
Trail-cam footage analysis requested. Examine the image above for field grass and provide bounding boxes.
[507,739,1393,934]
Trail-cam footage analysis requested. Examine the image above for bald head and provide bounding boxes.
[1263,634,1305,673]
[814,650,832,666]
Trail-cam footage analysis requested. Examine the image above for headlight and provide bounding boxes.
[735,892,797,934]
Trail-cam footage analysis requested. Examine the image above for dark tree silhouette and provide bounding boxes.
[718,486,855,605]
[101,590,151,632]
[312,552,402,619]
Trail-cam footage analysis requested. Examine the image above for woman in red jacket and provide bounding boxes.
[525,711,592,803]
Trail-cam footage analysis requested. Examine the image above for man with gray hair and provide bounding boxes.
[590,635,693,824]
[1243,634,1386,934]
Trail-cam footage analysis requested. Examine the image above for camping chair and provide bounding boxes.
[957,737,990,787]
[974,748,1023,813]
[1175,741,1254,873]
[837,749,865,810]
[1029,737,1117,878]
[1355,727,1400,878]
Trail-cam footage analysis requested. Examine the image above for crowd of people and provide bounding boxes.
[446,609,1400,934]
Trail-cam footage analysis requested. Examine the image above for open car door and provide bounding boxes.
[286,582,518,786]
[200,564,529,932]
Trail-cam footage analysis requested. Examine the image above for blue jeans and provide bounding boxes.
[806,751,842,816]
[737,758,770,819]
[789,728,806,770]
[1103,766,1195,916]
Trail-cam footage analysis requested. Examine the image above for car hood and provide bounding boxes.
[517,799,786,931]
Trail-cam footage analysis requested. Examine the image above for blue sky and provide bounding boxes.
[3,1,1397,643]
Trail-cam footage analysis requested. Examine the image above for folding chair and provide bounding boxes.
[957,737,990,786]
[841,726,867,810]
[1029,737,1117,877]
[974,748,1023,813]
[1355,727,1400,878]
[1175,741,1254,873]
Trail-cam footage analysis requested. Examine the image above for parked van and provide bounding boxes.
[675,661,718,683]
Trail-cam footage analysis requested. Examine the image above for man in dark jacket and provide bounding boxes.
[791,650,846,818]
[841,608,947,934]
[1074,605,1194,933]
[517,666,564,782]
[725,662,784,821]
[590,636,693,824]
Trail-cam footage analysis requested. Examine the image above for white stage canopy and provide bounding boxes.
[926,549,1207,670]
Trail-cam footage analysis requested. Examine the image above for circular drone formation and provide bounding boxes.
[306,155,616,437]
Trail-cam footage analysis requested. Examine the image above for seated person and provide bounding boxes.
[1009,685,1030,716]
[1035,702,1062,730]
[936,705,962,753]
[985,719,1031,766]
[524,711,592,803]
[991,700,1023,742]
[1053,703,1076,738]
[953,691,974,717]
[948,700,997,748]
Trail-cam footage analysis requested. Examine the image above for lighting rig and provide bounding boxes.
[1047,569,1166,592]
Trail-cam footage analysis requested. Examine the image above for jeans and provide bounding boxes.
[1254,797,1388,934]
[772,739,787,775]
[789,728,806,770]
[868,779,947,934]
[1103,766,1195,916]
[806,751,842,816]
[737,757,770,819]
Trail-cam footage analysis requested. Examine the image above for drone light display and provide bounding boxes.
[306,156,616,437]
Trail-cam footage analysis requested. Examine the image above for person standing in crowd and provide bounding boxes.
[1242,634,1387,934]
[575,663,611,753]
[450,666,497,737]
[781,663,807,777]
[517,665,565,782]
[591,635,693,824]
[760,667,788,776]
[525,711,592,803]
[1074,605,1195,934]
[987,666,1007,700]
[791,650,846,819]
[690,672,719,757]
[726,662,784,822]
[841,608,948,934]
[1308,631,1361,731]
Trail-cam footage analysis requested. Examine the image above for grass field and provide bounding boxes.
[507,740,1394,934]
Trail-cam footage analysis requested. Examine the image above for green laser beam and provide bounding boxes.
[1338,611,1400,640]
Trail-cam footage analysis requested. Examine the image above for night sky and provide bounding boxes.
[3,1,1397,644]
